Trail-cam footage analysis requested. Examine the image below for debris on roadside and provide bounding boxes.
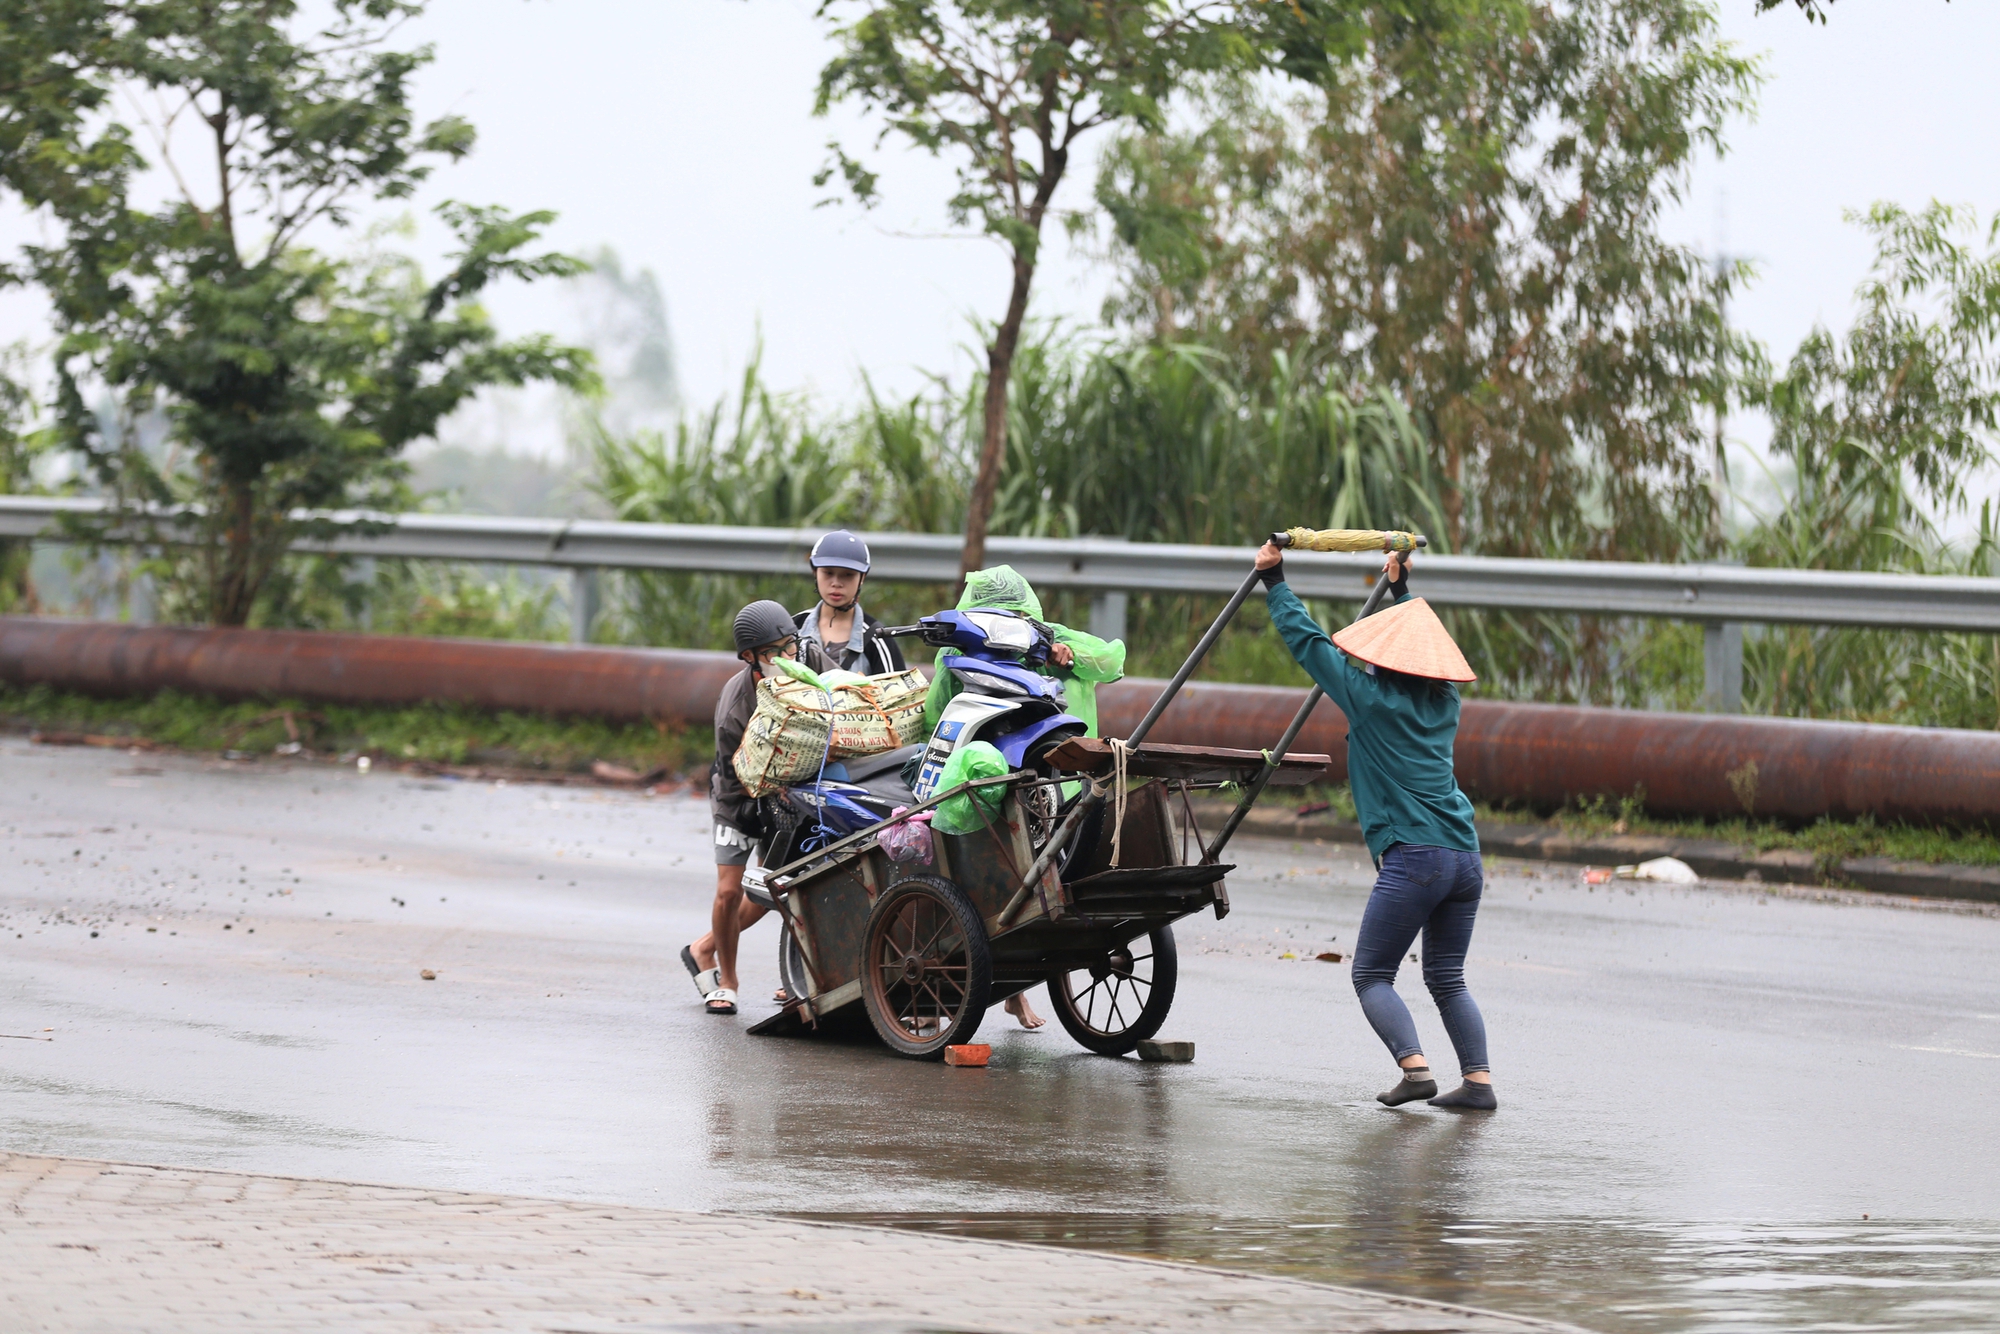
[1137,1040,1194,1063]
[420,969,437,980]
[590,759,675,787]
[1615,856,1700,884]
[29,731,158,750]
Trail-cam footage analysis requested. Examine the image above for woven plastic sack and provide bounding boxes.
[732,666,931,797]
[930,741,1009,835]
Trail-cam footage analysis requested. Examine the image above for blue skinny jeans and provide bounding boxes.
[1351,843,1490,1075]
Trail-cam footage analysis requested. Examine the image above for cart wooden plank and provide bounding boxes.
[1045,737,1331,786]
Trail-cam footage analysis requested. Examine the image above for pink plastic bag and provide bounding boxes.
[878,807,935,865]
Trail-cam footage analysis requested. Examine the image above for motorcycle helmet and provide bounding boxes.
[809,530,872,574]
[733,599,799,655]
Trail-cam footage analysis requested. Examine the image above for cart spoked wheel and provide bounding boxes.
[860,875,992,1060]
[1048,925,1178,1056]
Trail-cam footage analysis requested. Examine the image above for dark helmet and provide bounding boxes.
[809,529,871,573]
[732,600,798,655]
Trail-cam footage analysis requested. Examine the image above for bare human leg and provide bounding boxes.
[1004,991,1046,1030]
[690,890,766,973]
[692,866,769,1009]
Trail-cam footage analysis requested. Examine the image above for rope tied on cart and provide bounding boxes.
[1096,738,1132,868]
[798,681,839,856]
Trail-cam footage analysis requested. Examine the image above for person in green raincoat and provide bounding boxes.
[923,565,1126,1031]
[922,565,1126,740]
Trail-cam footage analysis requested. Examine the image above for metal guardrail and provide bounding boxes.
[4,494,1994,631]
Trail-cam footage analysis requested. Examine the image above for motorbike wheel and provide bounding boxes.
[859,874,992,1059]
[1047,925,1178,1057]
[777,921,813,1003]
[1021,725,1086,851]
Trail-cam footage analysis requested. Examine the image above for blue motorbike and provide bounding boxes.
[904,607,1087,801]
[754,605,1085,872]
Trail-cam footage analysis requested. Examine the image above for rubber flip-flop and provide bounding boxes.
[703,987,738,1015]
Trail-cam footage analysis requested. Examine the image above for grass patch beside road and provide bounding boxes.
[1542,793,2000,870]
[0,682,712,778]
[1276,783,2000,869]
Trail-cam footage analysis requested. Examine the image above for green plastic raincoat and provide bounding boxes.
[920,565,1126,738]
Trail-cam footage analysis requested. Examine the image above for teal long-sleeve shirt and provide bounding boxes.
[1265,580,1479,864]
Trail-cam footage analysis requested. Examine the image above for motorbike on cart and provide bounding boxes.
[745,528,1422,1059]
[748,605,1092,1001]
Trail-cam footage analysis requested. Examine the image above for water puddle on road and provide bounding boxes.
[802,1214,2000,1333]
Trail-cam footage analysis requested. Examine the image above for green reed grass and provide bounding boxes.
[0,682,709,775]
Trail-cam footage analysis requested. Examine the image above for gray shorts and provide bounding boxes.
[713,821,755,867]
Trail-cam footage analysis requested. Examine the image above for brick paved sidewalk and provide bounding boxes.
[0,1154,1586,1334]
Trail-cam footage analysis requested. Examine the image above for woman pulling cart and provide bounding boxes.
[1253,535,1498,1111]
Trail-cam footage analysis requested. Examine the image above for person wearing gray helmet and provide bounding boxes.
[682,599,831,1015]
[793,529,906,676]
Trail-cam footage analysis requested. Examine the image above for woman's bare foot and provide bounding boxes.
[1003,992,1046,1030]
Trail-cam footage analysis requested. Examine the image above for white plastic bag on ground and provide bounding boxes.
[732,666,930,797]
[1614,856,1699,884]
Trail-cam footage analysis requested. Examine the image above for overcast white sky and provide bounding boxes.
[6,0,2000,468]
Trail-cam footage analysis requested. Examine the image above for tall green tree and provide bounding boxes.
[21,0,593,625]
[0,3,134,257]
[811,0,1353,578]
[1096,0,1761,561]
[1746,201,2000,573]
[0,354,45,612]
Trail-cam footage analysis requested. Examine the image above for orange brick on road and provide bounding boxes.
[944,1043,991,1066]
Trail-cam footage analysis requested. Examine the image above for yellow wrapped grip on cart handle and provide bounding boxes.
[1278,527,1427,554]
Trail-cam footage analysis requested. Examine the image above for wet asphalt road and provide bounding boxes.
[4,735,1998,1331]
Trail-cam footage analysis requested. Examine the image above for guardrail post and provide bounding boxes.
[128,566,156,626]
[1089,589,1128,645]
[570,566,601,644]
[354,556,377,631]
[1085,535,1129,644]
[1703,621,1743,714]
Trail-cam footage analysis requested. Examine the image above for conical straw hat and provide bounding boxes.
[1330,597,1476,682]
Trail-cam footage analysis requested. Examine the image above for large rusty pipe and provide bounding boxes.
[0,616,738,722]
[1095,680,2000,826]
[7,617,2000,824]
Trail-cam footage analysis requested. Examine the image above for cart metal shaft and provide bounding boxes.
[1200,556,1405,863]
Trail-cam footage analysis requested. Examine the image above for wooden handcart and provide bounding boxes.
[747,739,1330,1058]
